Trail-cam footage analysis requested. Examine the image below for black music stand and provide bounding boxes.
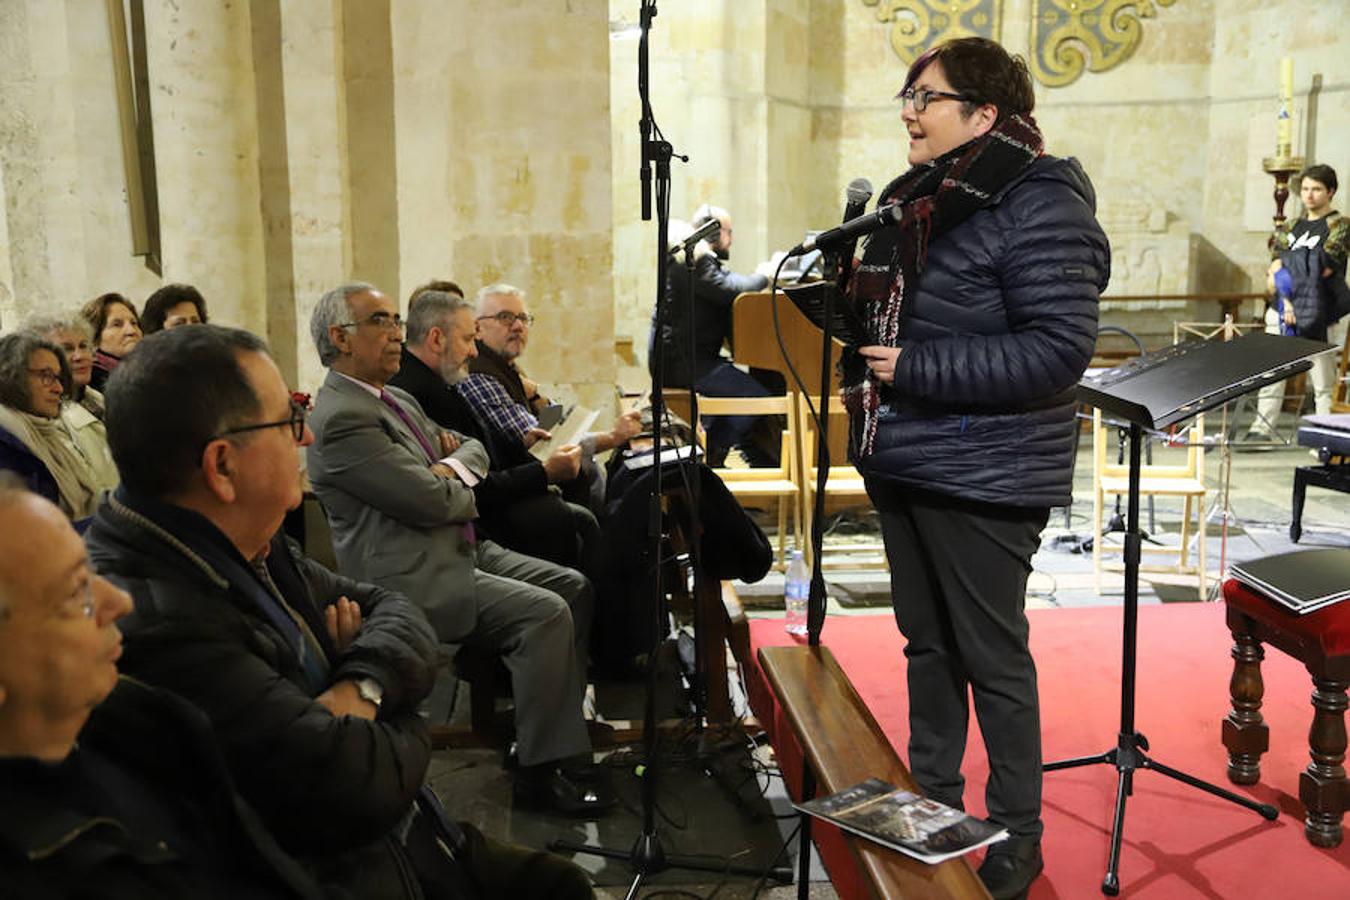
[1046,331,1330,895]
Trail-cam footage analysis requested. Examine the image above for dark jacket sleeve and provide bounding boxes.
[113,582,432,856]
[896,180,1105,407]
[694,256,770,308]
[472,461,549,509]
[285,539,439,714]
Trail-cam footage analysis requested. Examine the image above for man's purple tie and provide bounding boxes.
[380,388,476,546]
[379,389,439,463]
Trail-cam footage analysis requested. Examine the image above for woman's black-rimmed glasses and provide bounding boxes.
[896,87,970,113]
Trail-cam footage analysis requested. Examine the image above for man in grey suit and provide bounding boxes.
[305,282,613,816]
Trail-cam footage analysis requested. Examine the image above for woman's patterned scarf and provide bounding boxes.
[842,113,1044,457]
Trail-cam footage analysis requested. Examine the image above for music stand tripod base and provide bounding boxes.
[1051,333,1323,895]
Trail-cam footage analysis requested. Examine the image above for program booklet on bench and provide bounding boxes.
[794,777,1008,865]
[1230,548,1350,615]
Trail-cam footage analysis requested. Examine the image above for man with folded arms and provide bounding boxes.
[306,282,613,817]
[84,325,595,897]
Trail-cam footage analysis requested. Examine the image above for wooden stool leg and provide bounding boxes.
[1223,625,1268,784]
[1300,676,1348,848]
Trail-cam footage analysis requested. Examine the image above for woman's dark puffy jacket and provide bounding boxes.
[858,155,1109,509]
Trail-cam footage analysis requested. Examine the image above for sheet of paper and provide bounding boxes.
[529,406,601,460]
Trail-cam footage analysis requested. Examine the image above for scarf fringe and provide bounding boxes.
[843,114,1045,457]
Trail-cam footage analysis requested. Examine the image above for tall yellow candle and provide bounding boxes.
[1277,57,1293,152]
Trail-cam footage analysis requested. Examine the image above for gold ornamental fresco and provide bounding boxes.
[862,1,1002,64]
[862,0,1177,88]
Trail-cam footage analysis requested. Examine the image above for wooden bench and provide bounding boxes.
[757,644,990,899]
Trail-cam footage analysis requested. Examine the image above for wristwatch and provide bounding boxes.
[354,677,384,710]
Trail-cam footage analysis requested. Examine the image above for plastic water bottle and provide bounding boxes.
[784,551,810,636]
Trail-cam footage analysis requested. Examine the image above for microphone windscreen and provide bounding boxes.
[846,177,874,205]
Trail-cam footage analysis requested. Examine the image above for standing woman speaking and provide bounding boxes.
[842,38,1108,900]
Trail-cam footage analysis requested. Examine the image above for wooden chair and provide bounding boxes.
[1092,410,1208,600]
[695,393,802,570]
[1222,578,1350,847]
[795,394,885,570]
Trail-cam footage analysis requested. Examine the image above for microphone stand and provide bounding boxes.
[549,4,790,892]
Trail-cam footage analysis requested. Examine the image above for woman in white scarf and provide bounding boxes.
[0,333,119,520]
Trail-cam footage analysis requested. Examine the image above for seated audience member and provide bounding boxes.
[27,310,107,421]
[0,477,326,899]
[389,288,601,577]
[461,283,640,453]
[409,277,466,304]
[649,204,783,467]
[306,282,614,816]
[0,333,118,520]
[84,325,594,899]
[81,292,142,391]
[142,282,209,333]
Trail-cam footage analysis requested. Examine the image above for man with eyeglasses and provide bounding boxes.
[81,325,595,898]
[461,283,640,454]
[0,476,331,897]
[389,288,602,585]
[306,282,615,820]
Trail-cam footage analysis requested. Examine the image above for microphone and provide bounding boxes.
[827,177,874,282]
[843,177,874,219]
[669,217,721,256]
[789,199,902,257]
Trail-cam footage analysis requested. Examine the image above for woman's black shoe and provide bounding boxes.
[977,837,1043,900]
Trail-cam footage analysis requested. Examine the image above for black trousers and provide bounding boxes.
[868,479,1049,841]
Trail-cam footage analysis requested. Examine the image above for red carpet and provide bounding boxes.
[746,603,1350,899]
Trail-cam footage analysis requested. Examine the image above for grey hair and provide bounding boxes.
[0,332,72,411]
[407,290,473,346]
[474,283,525,316]
[310,281,377,367]
[22,310,94,342]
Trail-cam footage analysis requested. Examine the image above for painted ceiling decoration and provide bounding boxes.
[862,0,1177,88]
[861,0,1001,65]
[1030,0,1178,87]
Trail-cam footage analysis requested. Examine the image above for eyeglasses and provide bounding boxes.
[477,311,534,327]
[217,393,311,443]
[339,312,404,332]
[28,368,63,388]
[896,86,970,113]
[61,578,96,620]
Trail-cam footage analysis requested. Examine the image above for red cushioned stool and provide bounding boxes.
[1222,578,1350,847]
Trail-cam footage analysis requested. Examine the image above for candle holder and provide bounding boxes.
[1261,153,1305,250]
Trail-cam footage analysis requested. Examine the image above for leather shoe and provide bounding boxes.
[513,762,616,817]
[977,837,1043,900]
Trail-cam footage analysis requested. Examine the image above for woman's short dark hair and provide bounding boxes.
[104,325,268,498]
[1299,164,1338,195]
[81,293,140,346]
[904,37,1035,122]
[141,283,209,334]
[0,333,73,413]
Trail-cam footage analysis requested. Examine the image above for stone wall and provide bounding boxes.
[607,0,1350,357]
[2,1,1345,399]
[0,0,616,404]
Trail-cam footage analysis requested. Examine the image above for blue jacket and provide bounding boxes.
[0,423,59,506]
[858,156,1109,509]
